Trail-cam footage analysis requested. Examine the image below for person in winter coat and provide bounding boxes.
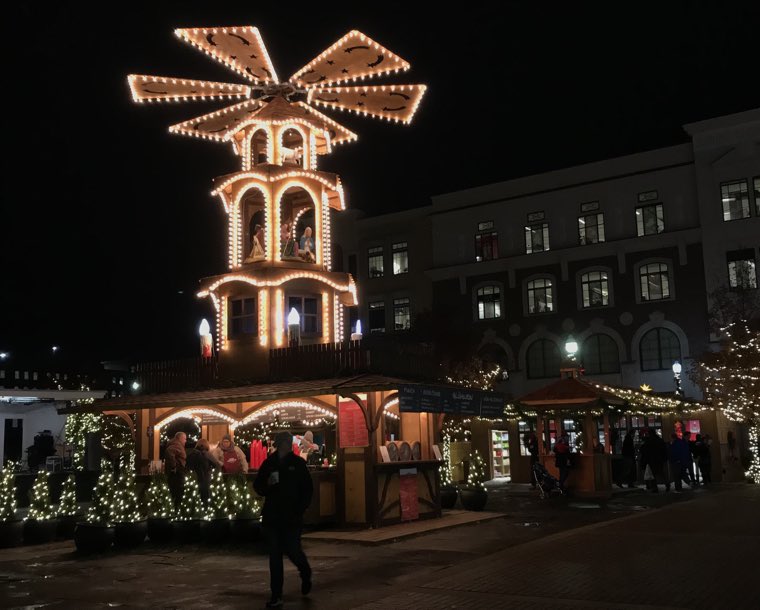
[186,438,220,503]
[639,429,667,492]
[694,434,712,484]
[668,433,691,492]
[553,434,571,491]
[525,433,539,489]
[254,431,314,608]
[619,432,636,488]
[211,434,249,474]
[164,431,187,507]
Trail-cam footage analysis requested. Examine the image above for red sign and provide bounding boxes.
[399,468,419,521]
[338,400,369,448]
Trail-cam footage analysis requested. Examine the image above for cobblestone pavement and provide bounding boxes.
[0,484,756,609]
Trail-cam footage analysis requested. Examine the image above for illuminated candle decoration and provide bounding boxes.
[199,319,213,358]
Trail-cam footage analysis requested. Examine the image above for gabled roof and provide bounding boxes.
[518,377,623,407]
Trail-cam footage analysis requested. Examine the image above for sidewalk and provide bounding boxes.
[355,484,760,609]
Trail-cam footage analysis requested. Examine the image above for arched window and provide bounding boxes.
[250,129,269,165]
[526,339,561,379]
[639,328,680,371]
[527,278,554,314]
[639,262,670,301]
[582,334,620,374]
[476,285,502,320]
[581,271,610,308]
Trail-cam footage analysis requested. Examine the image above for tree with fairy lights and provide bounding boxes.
[57,474,79,518]
[87,473,114,525]
[464,450,488,490]
[65,413,103,471]
[0,464,18,522]
[227,474,260,519]
[27,470,55,521]
[208,469,230,520]
[176,472,205,521]
[146,474,175,520]
[112,472,142,523]
[694,320,760,483]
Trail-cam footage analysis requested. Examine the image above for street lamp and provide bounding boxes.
[131,381,141,392]
[564,336,579,359]
[0,352,8,360]
[672,361,683,397]
[51,346,59,354]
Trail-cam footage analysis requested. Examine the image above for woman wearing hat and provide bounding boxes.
[211,434,249,474]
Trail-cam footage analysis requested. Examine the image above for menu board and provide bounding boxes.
[338,400,369,448]
[399,384,505,418]
[480,393,506,418]
[448,388,479,415]
[398,385,421,413]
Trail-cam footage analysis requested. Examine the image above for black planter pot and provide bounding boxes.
[74,522,114,553]
[57,515,80,539]
[459,487,488,511]
[114,520,147,549]
[0,520,23,548]
[173,519,202,544]
[147,518,174,544]
[231,517,262,544]
[440,486,458,510]
[202,518,230,544]
[24,518,59,545]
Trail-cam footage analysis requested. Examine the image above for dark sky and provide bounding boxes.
[3,2,759,366]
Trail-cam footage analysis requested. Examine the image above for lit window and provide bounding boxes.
[228,297,257,339]
[581,271,610,308]
[582,334,620,374]
[368,247,384,278]
[526,340,561,379]
[527,278,554,313]
[393,298,411,331]
[392,242,408,275]
[578,213,605,244]
[721,180,750,221]
[287,295,321,335]
[636,204,664,236]
[475,232,499,262]
[640,328,680,371]
[727,250,758,289]
[525,223,550,253]
[476,285,502,320]
[639,263,670,301]
[369,301,385,334]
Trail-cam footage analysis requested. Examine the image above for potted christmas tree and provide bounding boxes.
[202,469,230,544]
[228,474,262,543]
[459,450,489,511]
[24,470,58,544]
[112,472,146,548]
[145,473,174,543]
[56,474,81,539]
[173,472,204,543]
[74,473,115,553]
[0,463,22,548]
[439,462,458,510]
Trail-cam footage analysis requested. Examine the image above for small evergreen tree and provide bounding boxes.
[27,470,55,521]
[0,464,17,522]
[176,473,205,521]
[208,469,230,520]
[57,474,79,518]
[145,474,174,520]
[227,475,260,519]
[87,473,114,525]
[111,472,141,523]
[465,450,488,490]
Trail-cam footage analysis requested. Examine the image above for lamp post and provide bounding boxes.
[287,308,301,346]
[672,361,683,397]
[199,318,213,358]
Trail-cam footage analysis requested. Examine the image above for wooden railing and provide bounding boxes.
[134,356,218,393]
[269,341,368,381]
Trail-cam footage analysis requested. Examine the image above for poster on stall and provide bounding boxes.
[338,400,369,448]
[399,468,419,521]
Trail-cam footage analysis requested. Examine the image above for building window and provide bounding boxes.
[636,203,664,236]
[639,262,671,301]
[527,278,554,314]
[228,297,257,339]
[525,223,550,253]
[475,232,498,262]
[582,334,620,374]
[581,271,610,308]
[287,295,321,335]
[393,298,411,331]
[578,213,605,245]
[526,339,561,379]
[721,180,750,221]
[476,285,502,320]
[368,301,385,334]
[754,177,760,216]
[727,250,758,289]
[639,327,681,371]
[392,242,408,275]
[368,247,384,278]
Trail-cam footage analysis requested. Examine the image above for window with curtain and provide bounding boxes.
[527,278,554,313]
[639,262,671,301]
[581,271,610,307]
[476,285,502,319]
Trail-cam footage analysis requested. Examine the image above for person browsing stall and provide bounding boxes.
[211,434,249,474]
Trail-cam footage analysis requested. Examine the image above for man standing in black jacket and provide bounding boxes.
[254,431,313,608]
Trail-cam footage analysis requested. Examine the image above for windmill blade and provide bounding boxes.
[175,26,279,84]
[290,30,410,88]
[293,102,359,146]
[128,75,251,103]
[307,84,427,124]
[169,99,265,141]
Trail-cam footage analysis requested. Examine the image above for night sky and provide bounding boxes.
[4,2,759,367]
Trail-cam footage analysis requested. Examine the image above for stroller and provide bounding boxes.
[532,462,564,499]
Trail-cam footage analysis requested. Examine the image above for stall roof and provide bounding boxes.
[63,374,415,413]
[518,377,622,407]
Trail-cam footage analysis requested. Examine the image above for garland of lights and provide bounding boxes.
[0,464,17,522]
[27,471,54,521]
[65,413,102,471]
[146,474,175,520]
[57,475,79,518]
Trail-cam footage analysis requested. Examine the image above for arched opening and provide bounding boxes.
[582,333,620,374]
[241,187,267,263]
[281,127,305,166]
[526,339,561,379]
[279,186,317,264]
[250,128,269,165]
[639,327,681,371]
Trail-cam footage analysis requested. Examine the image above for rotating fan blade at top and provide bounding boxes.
[307,84,427,124]
[169,99,265,141]
[128,75,251,103]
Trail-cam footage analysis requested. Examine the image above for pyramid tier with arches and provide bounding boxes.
[129,26,426,357]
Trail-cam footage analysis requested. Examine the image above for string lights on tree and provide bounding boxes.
[87,473,114,525]
[146,474,175,520]
[111,472,142,524]
[27,471,54,521]
[208,469,231,520]
[176,473,205,521]
[0,464,17,523]
[57,475,79,519]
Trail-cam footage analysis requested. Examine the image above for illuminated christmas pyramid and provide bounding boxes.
[128,27,425,374]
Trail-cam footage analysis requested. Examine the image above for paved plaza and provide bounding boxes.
[1,484,758,609]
